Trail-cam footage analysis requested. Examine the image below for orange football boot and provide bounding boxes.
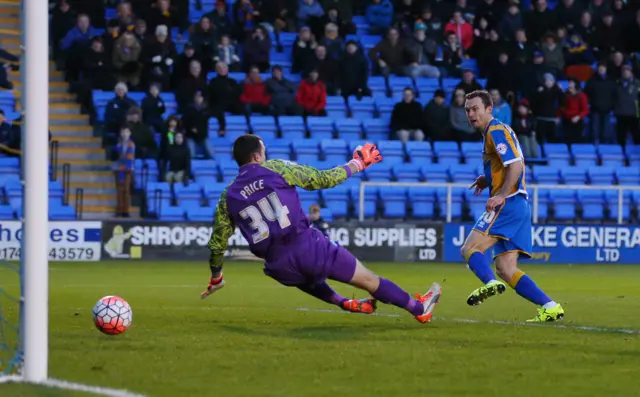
[342,298,377,314]
[414,283,443,324]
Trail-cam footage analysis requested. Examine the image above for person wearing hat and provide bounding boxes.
[613,65,640,146]
[524,0,558,42]
[391,87,425,142]
[204,0,233,38]
[292,26,318,73]
[541,32,564,77]
[596,10,619,57]
[144,24,178,90]
[532,72,564,144]
[498,0,523,42]
[512,99,538,158]
[422,88,450,141]
[584,61,616,144]
[102,19,121,56]
[405,20,440,78]
[338,40,371,99]
[266,65,303,116]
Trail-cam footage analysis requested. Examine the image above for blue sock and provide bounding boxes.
[466,251,497,284]
[509,271,552,306]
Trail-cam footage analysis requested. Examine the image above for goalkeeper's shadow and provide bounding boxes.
[219,323,413,342]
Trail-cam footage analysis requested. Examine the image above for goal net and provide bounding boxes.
[0,260,22,376]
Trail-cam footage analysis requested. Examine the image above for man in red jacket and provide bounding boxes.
[560,78,589,144]
[240,65,271,115]
[444,11,473,51]
[296,69,327,117]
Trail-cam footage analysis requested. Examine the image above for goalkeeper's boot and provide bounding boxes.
[342,298,377,314]
[414,282,443,324]
[466,280,506,306]
[526,304,565,323]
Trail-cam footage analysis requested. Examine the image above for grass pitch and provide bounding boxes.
[1,261,639,397]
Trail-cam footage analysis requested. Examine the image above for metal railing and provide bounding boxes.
[74,187,84,219]
[62,163,70,206]
[49,140,59,181]
[358,182,640,225]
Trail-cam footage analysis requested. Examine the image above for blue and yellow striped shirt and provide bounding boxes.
[482,118,527,198]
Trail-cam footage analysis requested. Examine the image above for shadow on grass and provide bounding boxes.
[220,323,413,341]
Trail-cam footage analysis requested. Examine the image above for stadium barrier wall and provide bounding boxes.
[100,221,444,263]
[444,223,640,264]
[0,221,102,261]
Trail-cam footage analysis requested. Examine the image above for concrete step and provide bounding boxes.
[69,182,114,190]
[51,125,94,137]
[82,212,143,220]
[11,72,68,84]
[70,195,117,208]
[0,28,19,39]
[55,140,103,150]
[70,171,115,184]
[49,114,89,126]
[66,186,115,195]
[55,161,111,172]
[0,18,19,30]
[49,104,81,115]
[82,205,140,214]
[57,150,106,161]
[14,81,68,93]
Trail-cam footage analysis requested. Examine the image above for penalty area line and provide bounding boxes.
[0,376,146,397]
[295,307,640,335]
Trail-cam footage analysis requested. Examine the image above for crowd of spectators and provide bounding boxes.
[49,0,640,195]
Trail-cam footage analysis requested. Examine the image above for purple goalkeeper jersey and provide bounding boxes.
[207,159,352,267]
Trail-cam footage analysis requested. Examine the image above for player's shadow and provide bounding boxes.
[220,324,412,342]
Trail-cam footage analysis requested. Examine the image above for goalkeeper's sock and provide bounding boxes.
[372,278,424,316]
[508,270,552,306]
[297,282,347,306]
[466,250,498,284]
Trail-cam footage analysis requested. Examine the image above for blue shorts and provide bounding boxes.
[472,194,532,260]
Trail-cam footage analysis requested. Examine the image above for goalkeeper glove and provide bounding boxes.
[349,142,383,172]
[200,273,225,299]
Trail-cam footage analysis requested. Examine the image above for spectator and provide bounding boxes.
[596,10,620,58]
[51,0,77,61]
[177,59,207,112]
[608,51,626,80]
[147,0,180,33]
[104,82,138,134]
[319,0,352,23]
[317,6,354,39]
[319,23,343,60]
[450,89,476,142]
[297,0,324,30]
[498,0,523,42]
[214,34,241,72]
[613,65,640,146]
[406,21,439,78]
[172,43,200,87]
[259,0,298,33]
[510,28,534,68]
[116,1,136,32]
[0,110,19,156]
[190,17,217,72]
[240,66,272,115]
[541,33,565,77]
[296,69,327,116]
[444,11,473,51]
[243,26,272,72]
[560,78,589,144]
[338,40,371,99]
[588,0,611,22]
[141,83,166,133]
[584,61,616,143]
[208,62,241,135]
[564,32,596,66]
[112,31,142,88]
[127,107,158,159]
[113,125,135,218]
[160,114,184,172]
[524,0,557,43]
[418,7,443,44]
[471,29,505,78]
[575,11,596,48]
[532,73,564,144]
[390,88,425,142]
[518,50,555,100]
[102,19,121,56]
[612,0,629,26]
[309,45,339,95]
[395,0,421,32]
[144,25,177,90]
[490,89,511,126]
[455,70,483,94]
[292,26,317,73]
[309,204,330,238]
[368,28,414,77]
[204,1,233,38]
[61,14,100,81]
[476,0,501,25]
[165,131,191,184]
[422,89,450,141]
[133,19,148,44]
[512,99,538,158]
[266,65,302,116]
[438,32,463,77]
[233,0,260,42]
[69,0,106,29]
[182,90,213,158]
[487,51,515,100]
[555,0,583,31]
[76,37,114,113]
[365,0,394,35]
[624,10,640,54]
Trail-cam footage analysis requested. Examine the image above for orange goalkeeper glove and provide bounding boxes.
[349,142,383,172]
[200,273,225,299]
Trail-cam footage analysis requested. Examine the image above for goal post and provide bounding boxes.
[22,0,50,382]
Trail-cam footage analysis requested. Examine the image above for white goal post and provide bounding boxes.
[358,182,640,224]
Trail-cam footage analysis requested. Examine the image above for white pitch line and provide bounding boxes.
[0,376,146,397]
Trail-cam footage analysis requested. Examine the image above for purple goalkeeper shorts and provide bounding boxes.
[263,228,357,286]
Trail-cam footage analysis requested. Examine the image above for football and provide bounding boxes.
[92,295,133,335]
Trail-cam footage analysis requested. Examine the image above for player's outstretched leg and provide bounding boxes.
[347,260,442,324]
[460,231,506,306]
[495,252,564,322]
[297,282,377,314]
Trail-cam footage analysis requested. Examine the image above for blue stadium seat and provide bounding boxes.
[616,167,640,185]
[533,166,561,184]
[0,157,19,173]
[374,96,395,121]
[414,77,439,95]
[435,187,464,219]
[389,76,413,97]
[449,164,478,183]
[421,164,449,182]
[348,96,376,119]
[368,76,387,95]
[322,185,350,218]
[49,203,76,220]
[293,140,320,163]
[49,180,64,199]
[571,144,598,167]
[379,186,407,218]
[225,115,249,133]
[159,206,185,221]
[598,144,625,166]
[191,160,218,178]
[210,136,234,160]
[219,161,239,181]
[465,190,487,221]
[442,78,459,91]
[280,129,306,142]
[364,162,393,181]
[561,167,587,184]
[352,186,377,219]
[551,190,577,220]
[544,143,571,166]
[433,141,461,164]
[377,140,404,164]
[627,145,640,166]
[461,142,483,163]
[604,190,632,221]
[334,118,361,140]
[204,183,227,202]
[326,96,347,118]
[578,190,605,220]
[266,141,291,159]
[405,141,433,162]
[393,163,422,182]
[408,187,436,218]
[0,204,14,219]
[278,116,306,135]
[186,206,214,221]
[320,139,348,163]
[362,118,388,140]
[256,130,278,143]
[307,117,335,138]
[298,189,320,207]
[532,188,550,221]
[174,183,203,206]
[588,167,615,185]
